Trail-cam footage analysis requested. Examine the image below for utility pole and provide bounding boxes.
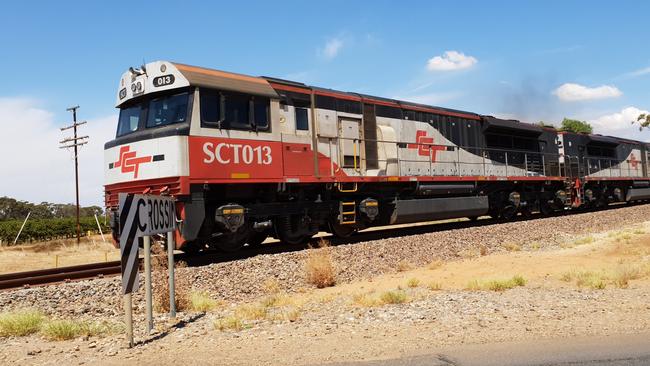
[59,106,88,245]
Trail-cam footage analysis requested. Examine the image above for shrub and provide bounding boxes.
[379,290,408,304]
[304,247,336,288]
[0,309,43,337]
[0,217,110,244]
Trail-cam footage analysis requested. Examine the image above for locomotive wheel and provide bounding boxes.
[211,226,251,252]
[539,201,554,216]
[247,231,268,247]
[500,205,518,221]
[328,221,357,238]
[181,240,204,255]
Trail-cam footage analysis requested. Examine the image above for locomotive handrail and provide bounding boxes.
[319,134,571,179]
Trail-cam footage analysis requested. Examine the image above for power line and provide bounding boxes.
[59,106,88,244]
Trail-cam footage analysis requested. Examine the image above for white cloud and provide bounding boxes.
[589,106,650,138]
[0,97,116,207]
[426,51,477,71]
[319,38,344,60]
[623,66,650,78]
[553,83,622,102]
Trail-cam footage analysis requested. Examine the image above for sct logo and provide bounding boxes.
[407,130,446,162]
[112,146,153,179]
[203,142,272,165]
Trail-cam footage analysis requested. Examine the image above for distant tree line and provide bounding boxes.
[0,196,103,221]
[536,118,593,134]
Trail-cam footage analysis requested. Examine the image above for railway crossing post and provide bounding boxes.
[118,193,176,347]
[167,231,176,318]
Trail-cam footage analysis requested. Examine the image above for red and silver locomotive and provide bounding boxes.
[105,61,650,252]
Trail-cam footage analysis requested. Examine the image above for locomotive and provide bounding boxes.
[105,61,650,253]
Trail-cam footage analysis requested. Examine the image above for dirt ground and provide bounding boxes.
[2,221,650,365]
[0,235,119,273]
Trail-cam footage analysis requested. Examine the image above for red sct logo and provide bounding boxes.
[113,146,152,179]
[407,130,446,162]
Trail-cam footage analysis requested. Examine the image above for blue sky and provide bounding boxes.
[1,1,650,205]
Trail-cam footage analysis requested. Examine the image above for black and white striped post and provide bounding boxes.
[118,193,176,348]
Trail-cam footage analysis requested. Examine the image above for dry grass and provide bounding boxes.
[427,282,443,291]
[379,290,408,304]
[427,259,444,270]
[406,278,420,288]
[234,303,268,321]
[396,260,413,272]
[262,278,281,295]
[214,316,245,331]
[152,245,191,312]
[352,293,381,307]
[304,246,336,288]
[0,309,43,337]
[502,242,521,252]
[189,291,219,312]
[0,235,119,274]
[560,270,607,289]
[479,244,488,256]
[466,275,527,292]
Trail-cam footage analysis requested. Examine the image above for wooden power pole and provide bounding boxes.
[59,106,88,244]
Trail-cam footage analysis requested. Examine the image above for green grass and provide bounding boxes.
[465,275,527,292]
[41,319,123,341]
[0,310,44,337]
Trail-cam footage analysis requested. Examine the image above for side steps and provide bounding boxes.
[339,201,356,225]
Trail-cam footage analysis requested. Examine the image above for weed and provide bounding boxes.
[465,275,527,291]
[379,290,408,304]
[41,320,81,341]
[502,242,521,252]
[426,282,442,291]
[573,236,595,246]
[304,247,336,288]
[406,278,420,288]
[351,293,380,307]
[189,291,219,312]
[235,303,268,320]
[214,316,244,331]
[0,309,43,337]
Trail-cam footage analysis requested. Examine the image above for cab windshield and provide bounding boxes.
[116,92,189,137]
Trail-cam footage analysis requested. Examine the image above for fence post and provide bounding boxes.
[13,212,31,245]
[94,214,106,242]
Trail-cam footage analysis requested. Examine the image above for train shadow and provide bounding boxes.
[179,201,642,268]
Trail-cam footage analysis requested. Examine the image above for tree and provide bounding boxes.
[560,118,593,134]
[635,113,650,130]
[536,121,556,129]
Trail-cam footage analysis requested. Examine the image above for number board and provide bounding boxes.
[153,74,175,87]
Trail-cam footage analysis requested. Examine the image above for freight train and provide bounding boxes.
[105,61,650,253]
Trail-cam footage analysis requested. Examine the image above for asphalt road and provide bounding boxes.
[326,333,650,366]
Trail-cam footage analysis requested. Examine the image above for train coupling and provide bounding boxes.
[215,204,245,233]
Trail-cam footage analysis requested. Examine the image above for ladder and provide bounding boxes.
[339,201,356,225]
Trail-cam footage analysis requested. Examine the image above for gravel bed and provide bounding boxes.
[0,204,648,318]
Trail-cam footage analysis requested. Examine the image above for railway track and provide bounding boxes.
[0,261,122,290]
